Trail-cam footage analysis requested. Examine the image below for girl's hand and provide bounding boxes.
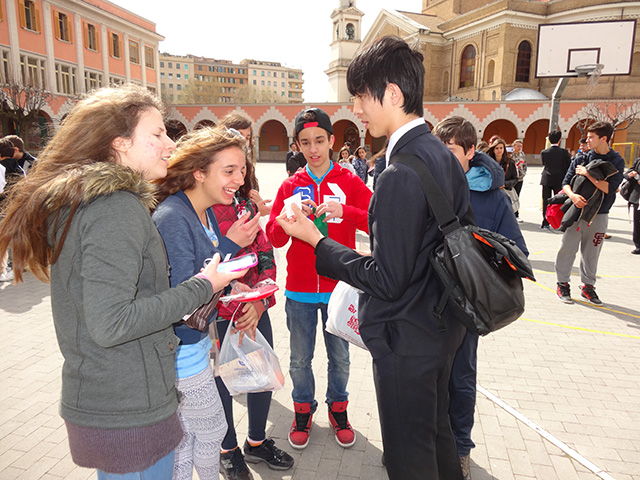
[201,253,248,292]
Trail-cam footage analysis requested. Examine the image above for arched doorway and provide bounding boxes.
[165,120,187,141]
[523,119,549,155]
[333,120,359,158]
[483,119,518,144]
[258,120,287,162]
[194,119,216,130]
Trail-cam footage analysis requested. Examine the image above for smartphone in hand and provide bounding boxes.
[215,253,258,273]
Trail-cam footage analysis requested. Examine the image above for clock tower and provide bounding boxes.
[325,0,364,102]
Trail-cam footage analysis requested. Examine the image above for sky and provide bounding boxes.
[110,0,422,102]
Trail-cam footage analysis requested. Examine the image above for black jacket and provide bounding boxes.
[314,123,471,359]
[623,158,640,205]
[549,159,620,230]
[540,145,571,187]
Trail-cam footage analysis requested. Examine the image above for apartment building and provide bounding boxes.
[158,53,193,103]
[242,59,303,103]
[0,0,163,95]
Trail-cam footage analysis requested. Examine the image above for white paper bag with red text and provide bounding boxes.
[326,281,367,350]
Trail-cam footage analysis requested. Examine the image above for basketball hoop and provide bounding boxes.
[575,63,604,91]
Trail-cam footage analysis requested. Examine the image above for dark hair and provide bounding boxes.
[339,146,351,160]
[580,138,587,144]
[548,130,562,144]
[587,121,614,144]
[433,116,477,154]
[345,141,351,147]
[4,134,24,152]
[0,138,15,158]
[347,35,424,117]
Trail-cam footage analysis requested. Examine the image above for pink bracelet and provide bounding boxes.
[195,272,214,290]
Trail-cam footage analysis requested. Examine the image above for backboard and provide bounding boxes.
[535,20,636,78]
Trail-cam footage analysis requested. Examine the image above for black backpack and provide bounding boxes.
[393,154,536,336]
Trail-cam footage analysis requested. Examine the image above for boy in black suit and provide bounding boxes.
[540,130,571,228]
[276,36,471,480]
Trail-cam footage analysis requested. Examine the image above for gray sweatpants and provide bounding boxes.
[555,214,608,285]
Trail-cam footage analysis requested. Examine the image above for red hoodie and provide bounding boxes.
[266,165,372,294]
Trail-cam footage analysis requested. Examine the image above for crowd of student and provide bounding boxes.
[0,34,638,480]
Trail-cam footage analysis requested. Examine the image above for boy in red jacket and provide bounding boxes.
[266,108,372,450]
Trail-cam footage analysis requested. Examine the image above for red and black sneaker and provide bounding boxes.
[328,401,356,448]
[581,284,603,306]
[288,402,312,449]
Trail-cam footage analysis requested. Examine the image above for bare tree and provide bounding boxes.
[235,85,278,104]
[0,79,52,149]
[577,100,640,140]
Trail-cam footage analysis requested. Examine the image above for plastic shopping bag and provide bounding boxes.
[326,281,367,350]
[218,321,285,396]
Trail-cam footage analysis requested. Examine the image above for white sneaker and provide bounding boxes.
[0,268,14,282]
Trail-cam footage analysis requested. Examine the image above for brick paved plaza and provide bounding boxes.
[1,164,639,480]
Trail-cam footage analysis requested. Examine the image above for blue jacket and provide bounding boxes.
[153,191,241,344]
[467,151,528,255]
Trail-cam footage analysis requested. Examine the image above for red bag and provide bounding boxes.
[545,204,564,229]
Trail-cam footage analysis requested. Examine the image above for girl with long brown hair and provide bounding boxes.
[0,85,244,479]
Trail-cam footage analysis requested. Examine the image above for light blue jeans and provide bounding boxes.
[97,450,174,480]
[285,297,350,413]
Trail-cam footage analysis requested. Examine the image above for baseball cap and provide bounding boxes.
[294,108,334,138]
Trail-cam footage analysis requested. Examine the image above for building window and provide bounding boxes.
[515,41,532,83]
[55,63,76,94]
[160,72,165,79]
[20,55,46,88]
[129,40,140,64]
[261,71,264,76]
[1,50,10,82]
[176,63,180,69]
[459,45,476,89]
[109,76,124,86]
[55,11,71,42]
[177,84,181,90]
[160,61,164,68]
[487,60,495,84]
[145,46,154,68]
[184,64,188,69]
[184,74,189,80]
[110,33,121,58]
[20,0,41,32]
[168,73,173,79]
[176,74,181,79]
[253,80,256,85]
[168,62,172,68]
[84,70,102,92]
[84,23,98,51]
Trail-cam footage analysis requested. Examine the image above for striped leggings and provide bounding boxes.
[173,366,227,480]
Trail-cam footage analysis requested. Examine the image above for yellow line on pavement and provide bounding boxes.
[530,280,640,320]
[533,268,640,279]
[520,317,640,339]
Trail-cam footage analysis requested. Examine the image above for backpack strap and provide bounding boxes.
[391,153,461,236]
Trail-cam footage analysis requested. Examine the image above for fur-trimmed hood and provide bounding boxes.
[45,162,157,212]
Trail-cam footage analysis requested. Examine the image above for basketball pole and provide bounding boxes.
[549,77,570,133]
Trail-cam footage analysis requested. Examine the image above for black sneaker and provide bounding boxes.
[581,284,603,305]
[220,447,253,480]
[556,282,573,304]
[243,438,294,471]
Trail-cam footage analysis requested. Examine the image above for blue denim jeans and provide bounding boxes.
[285,297,350,412]
[97,450,174,480]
